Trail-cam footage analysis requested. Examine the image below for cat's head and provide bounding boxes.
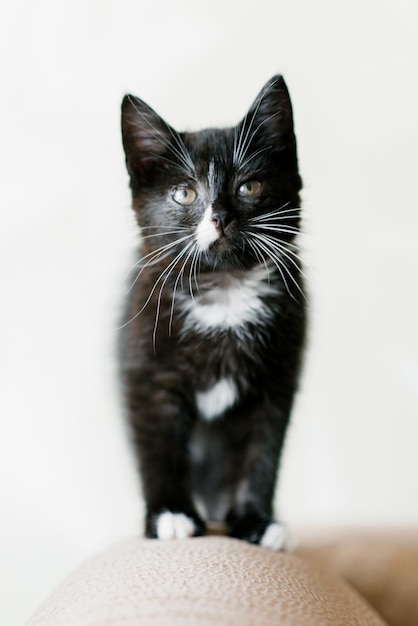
[121,75,302,273]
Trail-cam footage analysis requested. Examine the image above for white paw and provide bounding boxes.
[156,511,196,540]
[260,522,287,551]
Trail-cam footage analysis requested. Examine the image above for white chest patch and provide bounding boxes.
[195,377,238,421]
[179,267,276,335]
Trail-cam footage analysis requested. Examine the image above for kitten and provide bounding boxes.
[119,75,306,550]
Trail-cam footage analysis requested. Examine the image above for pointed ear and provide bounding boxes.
[121,95,179,186]
[235,75,296,163]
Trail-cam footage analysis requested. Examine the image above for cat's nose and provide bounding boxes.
[211,211,231,234]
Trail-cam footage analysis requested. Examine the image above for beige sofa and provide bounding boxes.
[27,529,418,626]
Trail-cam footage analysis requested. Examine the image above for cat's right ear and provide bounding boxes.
[121,95,175,186]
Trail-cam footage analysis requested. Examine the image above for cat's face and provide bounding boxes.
[121,76,302,273]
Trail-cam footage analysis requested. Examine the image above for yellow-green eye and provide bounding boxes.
[172,186,197,206]
[238,180,262,197]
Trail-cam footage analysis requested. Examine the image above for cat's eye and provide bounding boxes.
[237,180,262,198]
[172,186,197,206]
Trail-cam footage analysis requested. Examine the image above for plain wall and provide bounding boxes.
[1,1,417,625]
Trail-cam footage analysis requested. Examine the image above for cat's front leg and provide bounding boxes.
[225,395,292,551]
[125,374,206,539]
[141,441,207,540]
[226,507,287,551]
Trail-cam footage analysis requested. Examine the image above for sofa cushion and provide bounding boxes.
[27,536,386,626]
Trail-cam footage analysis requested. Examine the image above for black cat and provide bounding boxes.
[119,75,306,549]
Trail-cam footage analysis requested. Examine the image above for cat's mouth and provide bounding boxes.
[196,232,255,273]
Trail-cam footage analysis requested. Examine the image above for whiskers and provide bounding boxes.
[120,202,306,347]
[247,204,306,301]
[123,228,192,293]
[120,228,202,351]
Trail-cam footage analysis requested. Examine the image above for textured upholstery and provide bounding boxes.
[27,536,388,626]
[297,530,418,626]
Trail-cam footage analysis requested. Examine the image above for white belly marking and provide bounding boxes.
[196,377,238,421]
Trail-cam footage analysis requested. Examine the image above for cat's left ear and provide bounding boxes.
[237,75,296,152]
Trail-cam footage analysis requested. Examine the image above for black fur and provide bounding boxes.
[119,76,306,546]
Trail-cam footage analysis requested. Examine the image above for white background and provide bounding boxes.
[1,1,417,624]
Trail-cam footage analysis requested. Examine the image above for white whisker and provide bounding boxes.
[191,246,201,296]
[264,237,306,264]
[124,245,172,284]
[249,234,305,301]
[140,229,190,240]
[168,243,198,336]
[249,204,300,222]
[251,224,300,236]
[126,234,194,292]
[251,214,301,223]
[141,244,193,326]
[139,225,190,230]
[153,242,195,346]
[247,237,271,284]
[251,232,307,280]
[250,236,295,299]
[119,239,196,330]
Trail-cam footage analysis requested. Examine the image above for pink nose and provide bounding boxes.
[211,214,223,232]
